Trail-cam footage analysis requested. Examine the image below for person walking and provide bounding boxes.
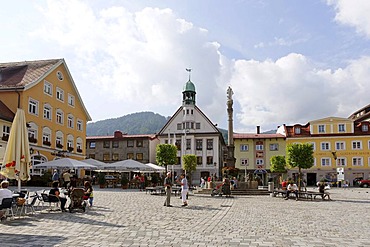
[163,172,173,207]
[52,169,59,182]
[180,174,188,207]
[62,170,71,189]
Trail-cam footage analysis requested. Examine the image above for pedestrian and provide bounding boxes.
[180,174,188,207]
[62,170,71,189]
[163,172,173,207]
[139,174,145,191]
[83,181,94,207]
[52,169,59,182]
[200,177,205,188]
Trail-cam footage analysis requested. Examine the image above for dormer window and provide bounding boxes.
[294,127,301,134]
[362,124,369,132]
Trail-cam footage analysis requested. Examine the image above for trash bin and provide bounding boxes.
[268,182,274,192]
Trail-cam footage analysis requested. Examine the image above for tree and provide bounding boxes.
[286,143,314,191]
[270,155,287,188]
[182,154,197,184]
[156,144,178,172]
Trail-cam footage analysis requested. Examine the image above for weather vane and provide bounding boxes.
[186,68,192,81]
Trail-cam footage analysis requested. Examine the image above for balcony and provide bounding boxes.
[43,141,51,146]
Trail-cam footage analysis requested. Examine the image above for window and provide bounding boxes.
[241,158,248,166]
[56,88,64,101]
[103,141,110,148]
[318,125,325,133]
[321,158,331,166]
[44,81,52,95]
[89,142,96,149]
[338,124,345,132]
[42,133,51,145]
[76,141,82,151]
[67,139,73,149]
[68,94,75,107]
[103,153,110,161]
[196,123,201,129]
[256,159,264,165]
[197,156,202,165]
[353,157,363,166]
[362,125,369,132]
[196,139,203,150]
[207,139,213,150]
[67,115,74,128]
[240,144,248,151]
[186,139,191,150]
[28,129,36,139]
[269,143,278,151]
[175,139,181,150]
[206,156,213,165]
[56,110,64,124]
[56,136,63,149]
[43,105,52,120]
[137,140,143,147]
[352,141,362,150]
[191,122,194,129]
[256,144,264,151]
[2,125,10,137]
[112,153,119,161]
[28,99,38,115]
[321,142,330,150]
[185,122,190,129]
[177,123,182,130]
[294,127,301,134]
[337,158,346,166]
[89,154,95,159]
[56,71,64,80]
[127,140,134,147]
[136,153,143,160]
[77,120,83,131]
[127,153,134,159]
[335,142,345,150]
[112,141,119,148]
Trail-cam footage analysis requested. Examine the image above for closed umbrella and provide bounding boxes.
[0,109,31,191]
[33,158,97,170]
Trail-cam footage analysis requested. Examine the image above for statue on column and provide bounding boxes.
[227,86,233,101]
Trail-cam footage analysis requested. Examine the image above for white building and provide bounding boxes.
[157,76,226,183]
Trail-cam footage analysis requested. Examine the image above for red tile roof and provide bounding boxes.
[0,59,61,89]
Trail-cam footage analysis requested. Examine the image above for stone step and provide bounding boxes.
[194,188,271,196]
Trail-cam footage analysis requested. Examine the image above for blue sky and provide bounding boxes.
[1,0,370,133]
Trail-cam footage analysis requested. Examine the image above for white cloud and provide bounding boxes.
[328,0,370,38]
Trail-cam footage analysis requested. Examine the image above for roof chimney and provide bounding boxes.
[114,130,123,138]
[257,126,260,134]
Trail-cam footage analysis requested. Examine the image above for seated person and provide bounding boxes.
[285,181,298,201]
[0,181,13,219]
[49,181,68,212]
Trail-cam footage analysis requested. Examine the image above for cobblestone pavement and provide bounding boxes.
[1,187,370,246]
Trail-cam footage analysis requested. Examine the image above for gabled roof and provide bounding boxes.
[0,100,14,122]
[348,103,370,122]
[233,133,285,139]
[0,59,91,121]
[309,116,352,123]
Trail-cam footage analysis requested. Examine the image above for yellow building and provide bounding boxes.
[278,113,370,186]
[234,126,286,183]
[0,59,91,176]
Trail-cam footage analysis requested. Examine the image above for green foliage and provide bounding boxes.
[98,172,106,185]
[121,173,129,185]
[286,143,314,170]
[270,155,287,173]
[156,144,177,170]
[182,154,197,174]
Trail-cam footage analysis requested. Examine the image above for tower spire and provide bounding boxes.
[186,68,192,81]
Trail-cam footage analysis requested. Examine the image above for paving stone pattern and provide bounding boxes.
[1,187,370,246]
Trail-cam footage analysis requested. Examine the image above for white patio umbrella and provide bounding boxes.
[0,109,31,191]
[80,158,106,168]
[145,163,165,171]
[104,159,154,171]
[33,158,97,170]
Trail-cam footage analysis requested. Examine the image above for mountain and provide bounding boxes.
[86,112,168,136]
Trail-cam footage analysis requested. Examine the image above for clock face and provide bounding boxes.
[56,71,64,81]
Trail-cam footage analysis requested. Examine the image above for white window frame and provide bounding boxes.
[321,158,331,166]
[43,104,52,120]
[256,144,264,151]
[56,87,64,102]
[337,157,346,166]
[240,144,249,151]
[338,124,345,132]
[294,127,301,134]
[335,141,345,150]
[362,125,369,132]
[67,115,74,129]
[68,93,75,107]
[256,159,264,165]
[269,143,279,151]
[352,157,363,166]
[56,110,64,125]
[44,80,52,96]
[320,142,330,151]
[318,125,325,133]
[352,141,362,150]
[28,98,39,115]
[77,120,83,131]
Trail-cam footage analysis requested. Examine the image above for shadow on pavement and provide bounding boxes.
[0,233,66,246]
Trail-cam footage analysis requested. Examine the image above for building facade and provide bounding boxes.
[85,130,158,164]
[278,114,370,186]
[0,59,91,176]
[157,76,226,182]
[234,126,286,183]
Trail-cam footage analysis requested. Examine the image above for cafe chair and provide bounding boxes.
[0,198,15,220]
[16,196,37,217]
[41,193,60,211]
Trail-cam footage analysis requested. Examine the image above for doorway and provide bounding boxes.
[306,173,317,186]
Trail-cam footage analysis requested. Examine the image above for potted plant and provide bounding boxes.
[98,173,106,188]
[121,174,129,189]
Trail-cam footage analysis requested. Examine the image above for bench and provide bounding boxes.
[273,189,287,197]
[305,191,331,201]
[145,186,165,195]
